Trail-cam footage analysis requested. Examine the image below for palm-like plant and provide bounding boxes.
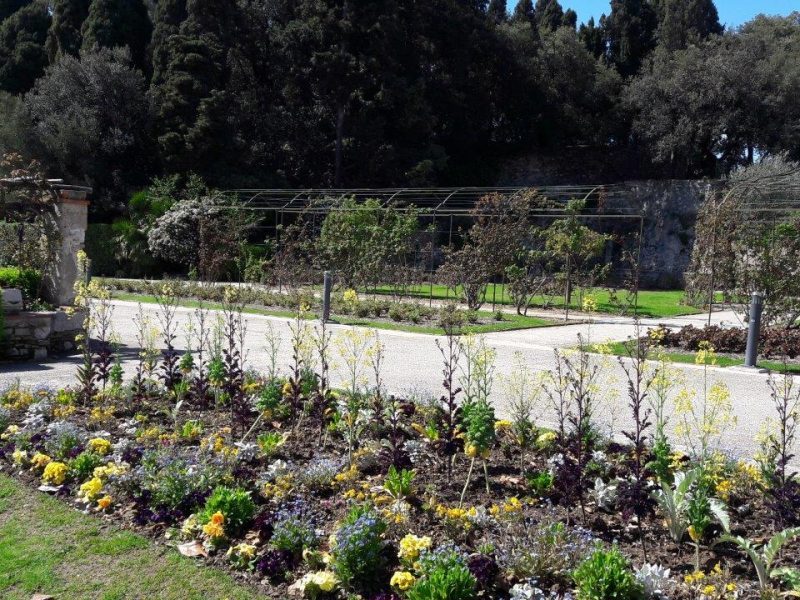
[719,527,800,594]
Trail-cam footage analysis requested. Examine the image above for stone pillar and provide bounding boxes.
[44,186,90,306]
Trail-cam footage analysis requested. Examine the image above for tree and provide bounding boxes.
[534,0,565,31]
[579,16,605,59]
[24,48,153,214]
[315,197,419,289]
[0,1,49,94]
[512,0,534,24]
[149,0,186,88]
[603,0,658,77]
[541,199,610,318]
[487,0,506,24]
[656,0,722,52]
[151,0,240,178]
[46,0,90,61]
[0,0,27,21]
[81,0,152,73]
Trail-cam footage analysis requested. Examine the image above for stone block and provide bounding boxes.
[1,288,23,314]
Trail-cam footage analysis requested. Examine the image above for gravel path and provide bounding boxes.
[0,301,782,461]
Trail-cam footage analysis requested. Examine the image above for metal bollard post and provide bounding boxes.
[322,271,332,323]
[744,292,764,368]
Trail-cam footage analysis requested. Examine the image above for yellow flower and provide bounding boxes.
[232,542,256,559]
[309,570,339,592]
[390,571,416,591]
[702,584,717,596]
[715,479,732,501]
[80,476,103,500]
[398,534,432,562]
[30,452,52,470]
[203,511,225,538]
[688,525,701,543]
[88,437,112,455]
[12,448,27,465]
[2,424,20,439]
[97,495,113,510]
[494,419,512,432]
[536,431,557,447]
[42,461,68,485]
[582,296,598,312]
[503,496,523,513]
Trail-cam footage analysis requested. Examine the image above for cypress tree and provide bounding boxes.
[149,0,186,87]
[656,0,722,51]
[151,0,239,176]
[512,0,534,24]
[0,0,49,94]
[81,0,152,73]
[45,0,90,61]
[603,0,658,77]
[487,0,506,24]
[579,16,606,58]
[534,0,564,31]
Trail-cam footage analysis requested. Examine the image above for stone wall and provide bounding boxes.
[1,308,83,360]
[44,187,90,306]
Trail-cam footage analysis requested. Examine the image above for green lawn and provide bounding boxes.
[112,291,557,336]
[596,341,800,374]
[0,473,269,600]
[365,284,702,318]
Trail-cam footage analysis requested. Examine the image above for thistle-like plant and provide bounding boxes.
[501,352,543,464]
[311,321,334,445]
[155,283,181,392]
[434,330,463,481]
[286,306,311,425]
[719,527,800,594]
[221,294,247,434]
[459,397,496,507]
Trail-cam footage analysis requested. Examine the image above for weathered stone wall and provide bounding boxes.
[1,289,83,360]
[44,188,90,306]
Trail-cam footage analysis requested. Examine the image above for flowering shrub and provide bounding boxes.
[270,502,317,556]
[42,461,68,485]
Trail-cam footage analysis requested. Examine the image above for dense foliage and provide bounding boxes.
[0,0,797,214]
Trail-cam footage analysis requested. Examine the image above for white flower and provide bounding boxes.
[591,477,619,512]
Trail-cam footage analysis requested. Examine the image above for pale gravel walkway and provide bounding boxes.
[0,301,783,461]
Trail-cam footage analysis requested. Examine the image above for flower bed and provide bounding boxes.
[2,305,800,599]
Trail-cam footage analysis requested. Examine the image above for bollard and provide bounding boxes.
[322,271,332,323]
[744,292,764,368]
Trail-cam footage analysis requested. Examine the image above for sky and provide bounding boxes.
[505,1,798,28]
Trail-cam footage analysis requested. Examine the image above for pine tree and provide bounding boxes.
[563,8,577,29]
[603,0,658,77]
[487,0,506,24]
[656,0,722,51]
[81,0,152,73]
[45,0,91,60]
[0,0,28,22]
[0,0,49,94]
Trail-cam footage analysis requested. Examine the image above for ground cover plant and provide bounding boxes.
[2,286,800,599]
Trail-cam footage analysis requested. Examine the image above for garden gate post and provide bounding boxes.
[45,185,90,306]
[744,291,764,368]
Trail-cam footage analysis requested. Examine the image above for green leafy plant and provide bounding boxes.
[572,546,643,600]
[383,465,415,503]
[459,397,496,506]
[70,451,104,480]
[406,548,477,600]
[525,470,554,498]
[719,527,800,594]
[257,431,287,458]
[199,486,256,536]
[330,506,388,593]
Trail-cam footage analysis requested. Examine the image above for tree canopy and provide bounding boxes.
[0,0,795,213]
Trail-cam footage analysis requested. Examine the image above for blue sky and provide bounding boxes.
[505,1,798,28]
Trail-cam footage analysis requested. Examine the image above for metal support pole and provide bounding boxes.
[744,292,764,368]
[322,271,332,323]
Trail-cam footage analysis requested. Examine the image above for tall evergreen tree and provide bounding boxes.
[534,0,564,31]
[0,0,28,22]
[0,0,49,94]
[656,0,722,51]
[563,8,577,29]
[151,0,239,176]
[603,0,658,77]
[512,0,534,24]
[81,0,152,73]
[149,0,186,87]
[45,0,90,61]
[487,0,506,24]
[579,16,606,58]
